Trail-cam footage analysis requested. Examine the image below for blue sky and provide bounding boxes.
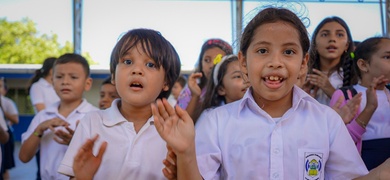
[0,0,384,71]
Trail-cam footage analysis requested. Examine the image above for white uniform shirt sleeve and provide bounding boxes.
[2,96,19,116]
[29,82,45,105]
[58,114,91,177]
[0,109,8,131]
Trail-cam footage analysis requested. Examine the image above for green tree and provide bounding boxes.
[0,17,95,64]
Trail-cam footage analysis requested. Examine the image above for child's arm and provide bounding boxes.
[152,98,203,180]
[353,158,390,180]
[73,134,107,180]
[19,117,70,163]
[185,72,203,120]
[0,125,9,144]
[162,146,177,180]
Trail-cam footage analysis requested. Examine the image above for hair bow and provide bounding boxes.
[213,54,223,65]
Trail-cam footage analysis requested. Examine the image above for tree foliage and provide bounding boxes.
[0,17,95,64]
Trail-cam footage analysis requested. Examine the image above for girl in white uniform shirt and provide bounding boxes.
[304,16,355,105]
[19,53,98,180]
[152,7,390,180]
[27,57,60,113]
[58,28,181,180]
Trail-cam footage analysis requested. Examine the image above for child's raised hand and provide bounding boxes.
[162,145,177,180]
[74,134,107,180]
[152,98,195,155]
[365,75,389,110]
[307,69,335,97]
[331,92,362,124]
[187,72,203,97]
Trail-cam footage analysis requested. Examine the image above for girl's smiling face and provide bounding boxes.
[239,21,308,109]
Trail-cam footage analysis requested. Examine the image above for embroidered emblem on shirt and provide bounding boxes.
[304,152,323,180]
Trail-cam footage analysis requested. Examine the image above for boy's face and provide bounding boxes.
[53,62,92,103]
[239,21,308,107]
[99,83,119,109]
[113,43,168,108]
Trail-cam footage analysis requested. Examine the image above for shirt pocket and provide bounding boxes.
[298,148,326,180]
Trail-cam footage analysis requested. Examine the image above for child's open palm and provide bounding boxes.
[365,75,389,110]
[152,98,195,155]
[307,69,335,97]
[187,72,203,97]
[73,134,107,180]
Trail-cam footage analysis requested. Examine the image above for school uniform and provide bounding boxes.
[315,71,343,105]
[0,108,8,174]
[0,95,18,172]
[195,86,368,180]
[58,99,167,179]
[29,78,60,114]
[21,99,98,180]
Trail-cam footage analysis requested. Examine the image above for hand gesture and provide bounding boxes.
[36,117,70,136]
[152,98,195,155]
[187,72,203,97]
[365,75,389,110]
[331,92,362,124]
[73,134,107,180]
[54,120,80,145]
[307,69,335,97]
[162,145,177,180]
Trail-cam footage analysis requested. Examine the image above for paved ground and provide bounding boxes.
[8,141,38,180]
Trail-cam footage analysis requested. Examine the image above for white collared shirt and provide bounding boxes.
[29,78,60,113]
[195,86,368,180]
[58,99,167,180]
[21,99,98,180]
[0,95,19,124]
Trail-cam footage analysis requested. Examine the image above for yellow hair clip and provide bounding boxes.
[213,54,223,65]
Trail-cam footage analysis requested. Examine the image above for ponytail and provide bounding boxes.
[27,57,57,95]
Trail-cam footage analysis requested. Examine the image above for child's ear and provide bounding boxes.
[299,53,309,78]
[84,77,93,91]
[238,51,248,76]
[162,82,169,91]
[217,86,226,96]
[357,58,369,73]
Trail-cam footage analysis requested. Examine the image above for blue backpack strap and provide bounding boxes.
[339,86,357,100]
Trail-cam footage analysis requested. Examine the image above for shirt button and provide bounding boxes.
[273,148,280,154]
[273,172,279,178]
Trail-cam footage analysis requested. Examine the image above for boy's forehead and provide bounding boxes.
[54,62,87,75]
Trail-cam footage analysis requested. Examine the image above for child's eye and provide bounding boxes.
[284,49,295,55]
[233,75,242,79]
[383,55,390,60]
[320,33,328,37]
[204,58,211,63]
[337,33,345,38]
[123,59,132,65]
[257,49,267,54]
[146,62,156,68]
[55,75,62,79]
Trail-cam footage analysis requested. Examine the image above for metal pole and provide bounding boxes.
[231,0,243,54]
[73,0,82,54]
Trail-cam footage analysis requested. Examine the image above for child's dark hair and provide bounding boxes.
[27,57,57,95]
[54,53,90,78]
[350,37,390,85]
[193,55,239,123]
[195,38,233,90]
[176,75,187,88]
[307,16,354,87]
[101,76,112,86]
[240,7,310,57]
[110,28,181,99]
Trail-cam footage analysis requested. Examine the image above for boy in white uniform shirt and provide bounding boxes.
[152,7,390,180]
[58,28,181,179]
[19,53,98,180]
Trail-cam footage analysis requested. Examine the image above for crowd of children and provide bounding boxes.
[0,4,389,180]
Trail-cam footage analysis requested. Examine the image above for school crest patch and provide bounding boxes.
[304,152,323,180]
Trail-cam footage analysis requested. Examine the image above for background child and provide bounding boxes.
[176,38,232,119]
[167,75,186,107]
[192,54,249,122]
[0,77,19,179]
[152,7,390,179]
[98,76,119,110]
[58,28,181,180]
[27,57,60,113]
[305,16,355,105]
[19,53,97,180]
[330,37,390,170]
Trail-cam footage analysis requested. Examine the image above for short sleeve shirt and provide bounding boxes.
[29,78,60,113]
